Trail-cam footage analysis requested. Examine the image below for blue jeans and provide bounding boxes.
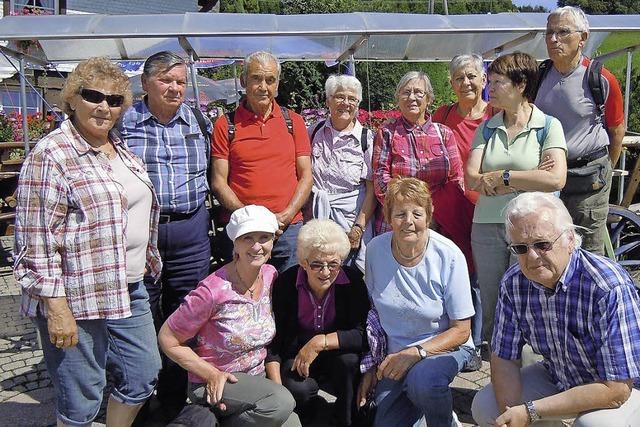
[270,221,303,273]
[373,346,473,427]
[35,281,161,427]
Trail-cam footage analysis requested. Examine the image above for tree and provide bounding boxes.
[558,0,640,14]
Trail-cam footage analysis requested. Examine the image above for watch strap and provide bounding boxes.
[525,400,540,422]
[414,345,427,360]
[502,169,511,186]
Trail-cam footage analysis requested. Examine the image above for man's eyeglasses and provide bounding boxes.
[333,94,360,105]
[79,88,125,108]
[545,29,581,40]
[308,261,342,272]
[509,230,568,255]
[399,88,426,99]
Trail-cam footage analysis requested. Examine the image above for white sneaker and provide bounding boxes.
[452,410,462,427]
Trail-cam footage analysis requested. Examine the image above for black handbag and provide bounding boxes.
[352,399,377,427]
[564,163,606,194]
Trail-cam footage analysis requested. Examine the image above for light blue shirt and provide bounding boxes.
[365,231,475,354]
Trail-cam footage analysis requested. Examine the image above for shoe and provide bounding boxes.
[461,347,483,372]
[452,410,462,427]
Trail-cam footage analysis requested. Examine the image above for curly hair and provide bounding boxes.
[383,176,433,225]
[60,57,132,117]
[296,219,351,263]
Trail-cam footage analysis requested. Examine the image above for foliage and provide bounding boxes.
[0,112,53,143]
[277,61,326,110]
[626,68,640,134]
[300,107,401,133]
[558,0,640,14]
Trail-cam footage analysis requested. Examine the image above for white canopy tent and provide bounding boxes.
[0,11,638,151]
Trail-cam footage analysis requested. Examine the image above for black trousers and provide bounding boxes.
[148,203,211,410]
[281,350,361,426]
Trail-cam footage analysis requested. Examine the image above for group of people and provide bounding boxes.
[12,5,640,427]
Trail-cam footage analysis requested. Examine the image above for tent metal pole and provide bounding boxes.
[617,49,633,204]
[233,64,239,107]
[189,51,201,110]
[19,56,30,154]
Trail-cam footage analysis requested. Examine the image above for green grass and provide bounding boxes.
[593,31,640,77]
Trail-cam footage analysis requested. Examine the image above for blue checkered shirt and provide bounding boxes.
[119,101,212,214]
[493,248,640,390]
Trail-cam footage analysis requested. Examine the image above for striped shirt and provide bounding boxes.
[372,116,463,234]
[14,120,162,320]
[119,100,212,214]
[493,249,640,390]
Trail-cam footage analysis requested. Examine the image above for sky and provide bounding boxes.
[512,0,558,10]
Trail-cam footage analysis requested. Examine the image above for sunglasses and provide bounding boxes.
[79,88,125,107]
[308,261,341,272]
[508,230,567,255]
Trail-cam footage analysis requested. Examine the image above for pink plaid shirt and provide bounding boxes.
[14,120,162,320]
[372,116,464,234]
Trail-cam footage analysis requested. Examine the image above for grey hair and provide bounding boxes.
[449,54,485,78]
[325,74,362,101]
[504,192,582,249]
[549,6,590,34]
[296,219,351,263]
[142,51,187,79]
[394,71,434,105]
[242,51,281,80]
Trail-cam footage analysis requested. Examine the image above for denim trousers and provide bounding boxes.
[35,281,161,427]
[373,346,473,427]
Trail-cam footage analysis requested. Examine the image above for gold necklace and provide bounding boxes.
[393,237,427,262]
[234,264,258,299]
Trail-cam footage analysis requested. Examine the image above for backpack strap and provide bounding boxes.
[310,119,326,143]
[535,114,553,148]
[586,59,605,119]
[280,105,294,135]
[190,106,210,161]
[482,121,496,142]
[443,103,456,123]
[225,110,236,143]
[534,58,554,100]
[361,127,369,153]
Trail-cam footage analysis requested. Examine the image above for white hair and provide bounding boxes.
[296,219,351,263]
[449,54,485,78]
[394,71,434,105]
[549,6,590,34]
[325,74,362,101]
[242,51,281,80]
[504,192,582,249]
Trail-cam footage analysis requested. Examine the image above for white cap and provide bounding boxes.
[226,205,279,242]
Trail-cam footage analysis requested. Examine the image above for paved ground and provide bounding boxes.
[0,235,489,426]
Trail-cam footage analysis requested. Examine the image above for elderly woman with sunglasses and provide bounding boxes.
[465,52,567,346]
[372,71,474,288]
[14,57,162,426]
[159,205,299,426]
[357,177,475,427]
[307,75,375,273]
[266,219,370,426]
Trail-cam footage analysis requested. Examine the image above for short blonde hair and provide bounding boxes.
[296,219,351,263]
[383,177,433,225]
[60,57,132,117]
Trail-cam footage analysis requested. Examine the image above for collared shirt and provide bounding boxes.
[295,266,350,340]
[14,120,162,320]
[493,248,640,390]
[308,119,373,194]
[212,100,311,224]
[372,115,463,234]
[119,100,212,214]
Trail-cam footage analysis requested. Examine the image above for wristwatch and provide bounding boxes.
[502,169,511,187]
[414,345,428,360]
[525,400,540,423]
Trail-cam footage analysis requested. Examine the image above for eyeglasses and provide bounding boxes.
[399,88,426,99]
[79,88,125,107]
[545,29,581,39]
[508,230,568,255]
[333,94,359,105]
[308,261,341,272]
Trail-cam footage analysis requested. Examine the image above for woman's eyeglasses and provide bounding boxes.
[399,89,426,99]
[333,94,360,105]
[308,261,341,272]
[79,88,125,107]
[508,230,568,255]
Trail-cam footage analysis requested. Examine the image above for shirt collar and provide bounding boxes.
[400,113,432,132]
[236,99,281,122]
[556,249,580,292]
[295,265,351,290]
[326,118,363,140]
[64,119,123,156]
[486,104,546,131]
[135,97,190,125]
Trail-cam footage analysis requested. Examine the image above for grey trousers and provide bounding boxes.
[188,373,301,427]
[561,155,612,256]
[471,222,517,343]
[471,362,640,427]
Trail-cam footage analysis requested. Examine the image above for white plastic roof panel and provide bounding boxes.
[0,12,638,64]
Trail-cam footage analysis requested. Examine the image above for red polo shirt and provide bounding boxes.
[212,100,311,223]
